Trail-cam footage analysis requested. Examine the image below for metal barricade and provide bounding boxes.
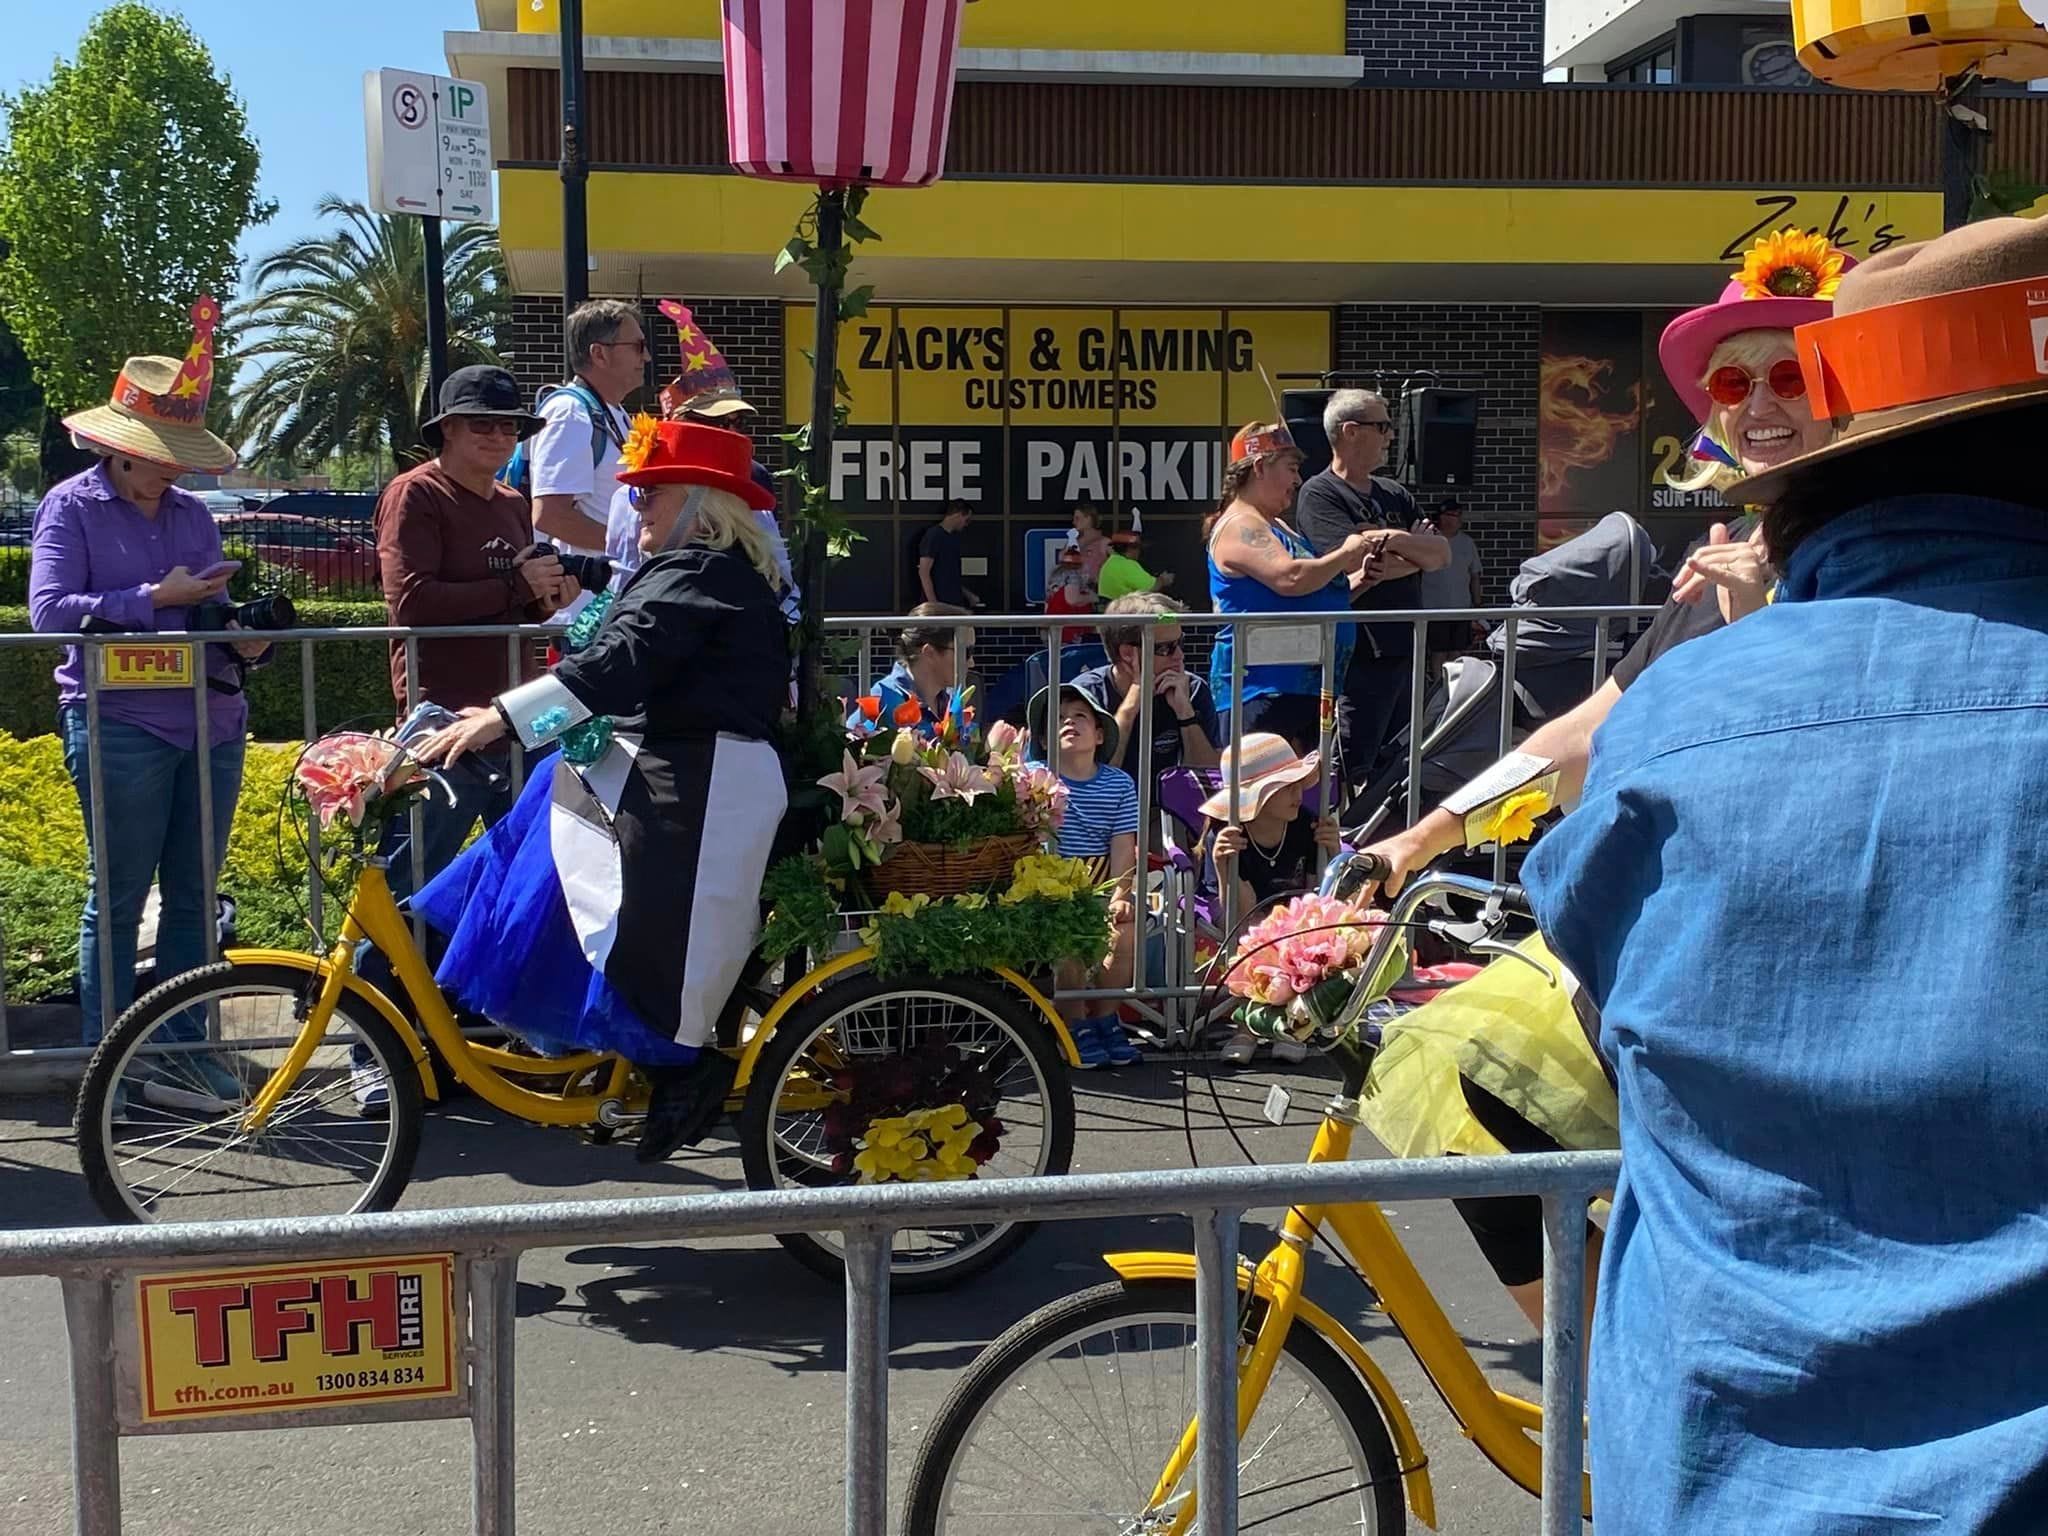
[0,605,1655,1079]
[0,1147,1621,1536]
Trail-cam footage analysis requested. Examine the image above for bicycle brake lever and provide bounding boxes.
[1466,937,1558,985]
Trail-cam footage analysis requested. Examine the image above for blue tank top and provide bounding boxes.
[1206,517,1354,711]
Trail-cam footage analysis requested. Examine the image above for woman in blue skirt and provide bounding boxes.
[412,418,791,1162]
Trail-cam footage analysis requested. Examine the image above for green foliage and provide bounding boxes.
[897,766,1020,847]
[1970,168,2048,222]
[0,731,343,1000]
[0,601,396,741]
[232,197,509,468]
[757,852,1110,979]
[0,315,40,442]
[0,4,274,415]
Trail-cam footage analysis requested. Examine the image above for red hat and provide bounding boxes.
[1659,229,1854,421]
[616,416,777,510]
[1228,421,1299,467]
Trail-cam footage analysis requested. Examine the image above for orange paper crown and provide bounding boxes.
[1796,275,2048,422]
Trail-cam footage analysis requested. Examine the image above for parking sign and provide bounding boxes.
[365,69,494,222]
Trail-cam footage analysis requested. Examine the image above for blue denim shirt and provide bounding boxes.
[1525,496,2048,1534]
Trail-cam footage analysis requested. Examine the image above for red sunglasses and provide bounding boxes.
[1707,359,1807,407]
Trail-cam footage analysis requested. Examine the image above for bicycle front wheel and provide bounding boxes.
[76,960,423,1224]
[902,1278,1407,1535]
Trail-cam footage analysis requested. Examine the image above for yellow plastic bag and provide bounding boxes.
[1358,935,1619,1160]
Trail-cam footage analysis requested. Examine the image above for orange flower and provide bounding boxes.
[1735,229,1847,302]
[892,699,924,727]
[857,696,882,721]
[619,412,661,473]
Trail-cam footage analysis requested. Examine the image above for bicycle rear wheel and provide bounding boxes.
[902,1278,1407,1534]
[76,960,423,1224]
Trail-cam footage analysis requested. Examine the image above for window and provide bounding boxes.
[1607,37,1677,84]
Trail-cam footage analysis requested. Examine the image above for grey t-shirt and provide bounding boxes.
[1418,530,1481,612]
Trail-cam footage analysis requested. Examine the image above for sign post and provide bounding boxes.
[365,69,494,408]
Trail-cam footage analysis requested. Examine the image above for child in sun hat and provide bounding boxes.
[1027,683,1141,1068]
[1199,733,1343,1064]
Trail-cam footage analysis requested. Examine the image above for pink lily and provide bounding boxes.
[820,749,890,819]
[920,751,994,804]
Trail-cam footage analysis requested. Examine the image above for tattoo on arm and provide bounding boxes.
[1233,520,1277,551]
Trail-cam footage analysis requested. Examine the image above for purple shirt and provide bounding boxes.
[29,462,246,748]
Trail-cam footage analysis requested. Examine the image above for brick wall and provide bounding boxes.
[499,294,786,468]
[1346,0,1544,82]
[1334,302,1540,599]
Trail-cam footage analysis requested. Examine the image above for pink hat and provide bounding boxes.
[1658,229,1854,422]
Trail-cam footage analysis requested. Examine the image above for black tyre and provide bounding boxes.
[902,1278,1408,1535]
[738,969,1075,1292]
[76,960,423,1224]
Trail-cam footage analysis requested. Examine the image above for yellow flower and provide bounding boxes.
[952,891,988,910]
[1000,853,1098,905]
[1735,229,1847,302]
[890,728,918,765]
[619,412,661,473]
[852,1106,983,1183]
[1480,787,1552,847]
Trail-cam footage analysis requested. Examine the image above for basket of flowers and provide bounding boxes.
[292,732,435,857]
[822,709,1066,901]
[1222,892,1409,1048]
[821,1043,1007,1182]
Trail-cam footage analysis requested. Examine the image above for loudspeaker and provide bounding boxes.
[1397,387,1479,486]
[1279,388,1336,480]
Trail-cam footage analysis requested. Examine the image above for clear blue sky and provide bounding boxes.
[8,1,475,288]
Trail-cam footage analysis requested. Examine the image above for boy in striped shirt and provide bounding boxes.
[1030,685,1140,1068]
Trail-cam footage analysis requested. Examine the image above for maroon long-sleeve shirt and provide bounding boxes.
[374,461,542,716]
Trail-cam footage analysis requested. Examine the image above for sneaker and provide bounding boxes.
[1095,1017,1142,1068]
[141,1055,245,1115]
[1219,1027,1259,1065]
[1269,1035,1310,1065]
[1068,1018,1109,1070]
[352,1062,391,1119]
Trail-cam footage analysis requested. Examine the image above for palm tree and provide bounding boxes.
[231,196,510,466]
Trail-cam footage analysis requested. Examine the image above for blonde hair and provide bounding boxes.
[673,483,787,590]
[1666,329,1801,496]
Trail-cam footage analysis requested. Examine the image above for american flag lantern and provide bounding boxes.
[720,0,971,188]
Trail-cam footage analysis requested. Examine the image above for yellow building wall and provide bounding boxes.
[498,168,1943,272]
[514,0,1346,54]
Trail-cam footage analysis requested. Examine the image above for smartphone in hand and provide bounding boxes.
[195,560,243,582]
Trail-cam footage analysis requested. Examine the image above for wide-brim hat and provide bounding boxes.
[1199,733,1320,822]
[65,355,237,474]
[617,415,777,510]
[1027,684,1120,766]
[421,364,544,449]
[1659,230,1854,421]
[1731,216,2048,505]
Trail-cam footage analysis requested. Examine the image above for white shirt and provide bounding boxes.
[1418,529,1482,615]
[529,384,629,624]
[605,481,803,627]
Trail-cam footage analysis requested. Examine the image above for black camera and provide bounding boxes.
[190,592,297,632]
[527,541,612,595]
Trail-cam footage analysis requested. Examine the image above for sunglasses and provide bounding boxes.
[1707,359,1807,406]
[1152,638,1184,657]
[460,417,528,438]
[601,336,651,356]
[1349,418,1394,434]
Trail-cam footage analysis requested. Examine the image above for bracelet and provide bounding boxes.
[1173,715,1200,727]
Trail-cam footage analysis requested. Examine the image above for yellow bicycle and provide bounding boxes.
[900,860,1594,1529]
[74,783,1081,1290]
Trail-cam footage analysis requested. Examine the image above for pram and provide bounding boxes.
[1345,510,1664,846]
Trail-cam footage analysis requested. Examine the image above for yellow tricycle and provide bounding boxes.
[74,832,1081,1291]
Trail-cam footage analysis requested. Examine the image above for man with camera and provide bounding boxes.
[362,365,578,1109]
[30,331,271,1069]
[526,299,643,624]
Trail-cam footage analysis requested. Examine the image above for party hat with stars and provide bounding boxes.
[656,299,754,420]
[62,296,235,473]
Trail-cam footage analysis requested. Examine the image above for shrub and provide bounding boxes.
[0,546,30,604]
[0,731,346,1001]
[0,601,396,741]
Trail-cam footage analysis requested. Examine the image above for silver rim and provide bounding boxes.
[931,1304,1386,1533]
[89,976,407,1224]
[761,987,1059,1278]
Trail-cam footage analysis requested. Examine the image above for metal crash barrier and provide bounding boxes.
[0,1147,1621,1536]
[0,603,1655,1078]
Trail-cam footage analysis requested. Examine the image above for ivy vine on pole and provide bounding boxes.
[773,184,881,565]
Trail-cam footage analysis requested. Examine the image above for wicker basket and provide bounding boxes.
[868,833,1039,900]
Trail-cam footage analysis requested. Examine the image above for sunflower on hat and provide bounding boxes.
[1735,229,1849,301]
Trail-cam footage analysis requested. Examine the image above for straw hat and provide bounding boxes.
[1199,733,1320,821]
[1732,216,2048,504]
[62,296,236,474]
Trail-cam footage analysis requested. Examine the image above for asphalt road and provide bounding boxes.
[0,1059,1555,1534]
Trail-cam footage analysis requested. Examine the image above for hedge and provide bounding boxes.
[0,600,397,741]
[0,731,345,1002]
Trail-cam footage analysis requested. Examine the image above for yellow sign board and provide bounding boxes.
[134,1253,459,1424]
[98,642,196,690]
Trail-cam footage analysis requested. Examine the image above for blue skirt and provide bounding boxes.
[413,759,700,1066]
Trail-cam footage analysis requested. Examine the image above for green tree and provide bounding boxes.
[232,197,509,466]
[0,4,272,466]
